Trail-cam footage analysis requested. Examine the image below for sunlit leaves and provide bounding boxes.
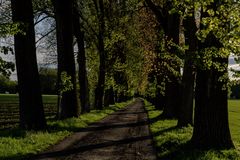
[0,22,24,37]
[59,72,73,94]
[0,57,14,78]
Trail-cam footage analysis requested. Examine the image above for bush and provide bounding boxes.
[39,68,57,95]
[0,75,17,93]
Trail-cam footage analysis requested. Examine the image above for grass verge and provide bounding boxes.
[0,100,132,160]
[144,100,240,160]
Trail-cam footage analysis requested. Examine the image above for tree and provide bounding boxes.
[94,0,106,110]
[177,8,198,127]
[11,0,46,130]
[191,0,235,149]
[52,0,80,118]
[73,2,90,113]
[145,0,182,119]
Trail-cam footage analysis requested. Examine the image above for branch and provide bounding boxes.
[36,27,55,44]
[79,12,98,37]
[144,0,166,29]
[92,0,99,14]
[81,24,98,47]
[34,15,51,25]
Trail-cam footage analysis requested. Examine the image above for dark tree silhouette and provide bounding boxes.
[145,0,181,119]
[191,33,234,149]
[11,0,46,130]
[52,0,80,118]
[73,5,90,113]
[94,0,106,110]
[177,10,198,127]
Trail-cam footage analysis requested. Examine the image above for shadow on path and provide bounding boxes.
[29,135,151,159]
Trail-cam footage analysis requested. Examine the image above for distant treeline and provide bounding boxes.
[0,68,57,95]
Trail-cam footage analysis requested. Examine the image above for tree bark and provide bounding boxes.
[177,11,197,127]
[94,0,106,110]
[191,59,233,149]
[104,89,110,107]
[177,60,195,126]
[109,87,115,105]
[53,0,80,119]
[162,81,180,118]
[11,0,46,130]
[162,13,181,119]
[73,7,90,113]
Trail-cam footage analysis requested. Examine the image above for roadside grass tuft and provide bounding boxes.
[0,100,132,160]
[144,100,240,160]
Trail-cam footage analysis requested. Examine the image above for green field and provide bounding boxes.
[229,100,240,143]
[145,99,240,160]
[0,94,57,104]
[0,94,58,129]
[0,100,133,160]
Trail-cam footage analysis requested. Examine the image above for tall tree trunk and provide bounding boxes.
[94,0,106,110]
[103,87,115,107]
[11,0,46,130]
[53,0,80,119]
[109,87,115,105]
[162,81,180,118]
[191,58,233,148]
[177,11,197,127]
[73,7,90,113]
[177,60,195,126]
[104,89,110,107]
[191,1,234,148]
[162,13,181,119]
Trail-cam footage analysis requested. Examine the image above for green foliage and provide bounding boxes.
[144,100,240,160]
[0,23,24,38]
[0,58,14,78]
[81,0,145,100]
[0,5,15,78]
[59,72,73,94]
[39,68,57,95]
[0,75,17,93]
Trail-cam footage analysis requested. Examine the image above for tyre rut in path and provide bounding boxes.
[32,99,157,160]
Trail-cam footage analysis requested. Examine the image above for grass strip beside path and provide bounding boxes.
[0,100,133,160]
[144,100,240,160]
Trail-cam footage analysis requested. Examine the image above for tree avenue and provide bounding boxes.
[143,0,238,149]
[1,0,239,153]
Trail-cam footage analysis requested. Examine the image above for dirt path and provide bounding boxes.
[31,99,156,160]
